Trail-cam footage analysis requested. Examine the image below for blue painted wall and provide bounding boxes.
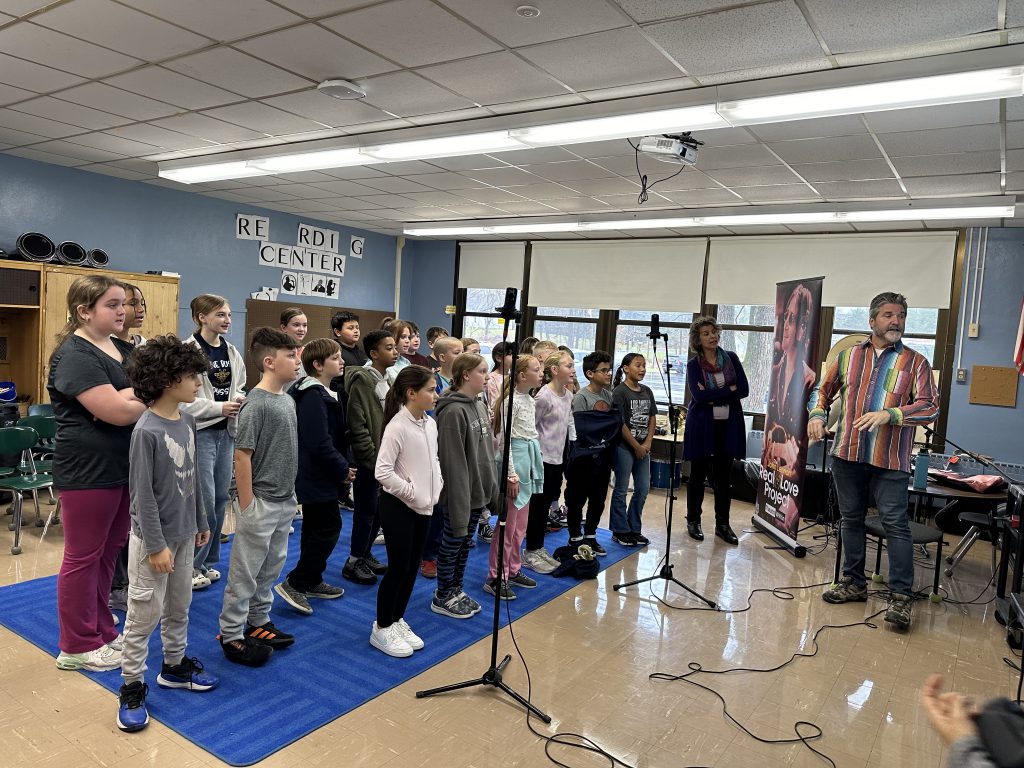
[400,238,456,339]
[947,227,1024,464]
[0,153,397,348]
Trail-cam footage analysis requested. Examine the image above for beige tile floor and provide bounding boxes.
[0,491,1013,768]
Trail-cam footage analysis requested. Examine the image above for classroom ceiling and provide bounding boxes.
[0,0,1023,237]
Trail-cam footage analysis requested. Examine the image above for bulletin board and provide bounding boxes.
[969,365,1019,408]
[244,299,392,386]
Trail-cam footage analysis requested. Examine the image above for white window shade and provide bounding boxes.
[529,239,707,311]
[457,242,526,290]
[706,232,957,307]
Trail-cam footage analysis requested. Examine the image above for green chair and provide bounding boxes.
[16,415,55,474]
[0,427,54,555]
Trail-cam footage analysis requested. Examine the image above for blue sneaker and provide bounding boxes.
[156,656,219,692]
[117,681,149,732]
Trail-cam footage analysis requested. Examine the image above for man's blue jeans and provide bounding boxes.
[830,457,914,596]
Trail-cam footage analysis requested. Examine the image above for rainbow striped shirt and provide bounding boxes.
[808,340,938,473]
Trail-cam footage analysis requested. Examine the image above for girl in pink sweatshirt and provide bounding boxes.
[372,366,443,658]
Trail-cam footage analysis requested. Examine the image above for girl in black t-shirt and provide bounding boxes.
[48,275,147,672]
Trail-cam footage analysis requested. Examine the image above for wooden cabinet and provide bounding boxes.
[0,261,179,406]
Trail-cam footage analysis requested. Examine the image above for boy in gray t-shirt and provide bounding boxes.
[117,336,218,734]
[219,328,300,667]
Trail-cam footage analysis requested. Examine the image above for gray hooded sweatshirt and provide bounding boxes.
[435,389,501,537]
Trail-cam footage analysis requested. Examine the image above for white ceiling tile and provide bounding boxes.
[489,200,560,215]
[0,22,141,77]
[851,221,925,231]
[639,187,740,206]
[398,190,469,206]
[274,0,369,17]
[0,109,85,138]
[32,0,210,60]
[564,139,638,159]
[317,165,393,179]
[235,24,393,80]
[1007,96,1024,122]
[619,1,759,23]
[633,168,721,193]
[437,0,629,47]
[694,143,780,169]
[81,162,151,181]
[1005,172,1024,191]
[261,90,392,128]
[106,67,243,111]
[307,179,384,196]
[502,181,582,199]
[734,184,821,202]
[891,151,1001,177]
[439,203,511,217]
[165,48,313,98]
[1008,149,1024,172]
[478,94,586,115]
[488,146,580,165]
[459,166,539,186]
[769,135,883,164]
[105,123,216,152]
[694,127,760,147]
[64,132,161,156]
[417,51,568,104]
[322,0,500,67]
[202,102,326,135]
[30,139,126,162]
[405,107,492,126]
[119,0,302,41]
[560,177,645,196]
[11,97,130,130]
[705,164,800,186]
[643,1,827,77]
[833,32,1003,67]
[459,187,530,203]
[580,155,647,177]
[923,219,1001,228]
[812,180,906,200]
[354,177,438,194]
[395,205,454,219]
[1006,122,1024,150]
[802,0,996,54]
[790,159,895,182]
[151,112,266,142]
[403,172,483,191]
[523,160,619,182]
[4,146,85,165]
[411,155,507,172]
[544,197,609,212]
[878,125,1001,157]
[576,76,698,102]
[864,101,1000,133]
[723,224,794,234]
[692,59,830,86]
[902,173,1001,197]
[0,52,86,93]
[1008,0,1024,27]
[0,83,33,105]
[56,83,179,121]
[0,124,46,144]
[366,160,443,175]
[357,70,475,117]
[747,115,866,142]
[0,1,54,14]
[784,223,856,232]
[517,27,682,91]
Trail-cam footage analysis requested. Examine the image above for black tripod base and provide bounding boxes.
[415,653,552,723]
[613,563,717,608]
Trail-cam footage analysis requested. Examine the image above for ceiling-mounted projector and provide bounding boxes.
[637,132,703,165]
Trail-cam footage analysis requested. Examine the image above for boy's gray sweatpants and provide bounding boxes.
[218,495,296,642]
[121,532,195,684]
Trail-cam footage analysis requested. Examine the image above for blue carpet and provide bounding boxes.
[0,521,634,766]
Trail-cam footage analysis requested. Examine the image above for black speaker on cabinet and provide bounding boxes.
[0,267,41,306]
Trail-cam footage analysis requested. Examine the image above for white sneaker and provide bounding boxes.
[192,572,211,590]
[289,526,294,535]
[395,618,424,651]
[522,548,556,574]
[294,507,303,519]
[55,645,122,671]
[112,612,119,626]
[537,547,561,569]
[369,621,413,658]
[205,568,221,583]
[374,532,385,545]
[106,634,124,652]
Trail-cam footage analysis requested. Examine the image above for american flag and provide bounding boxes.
[1016,296,1024,375]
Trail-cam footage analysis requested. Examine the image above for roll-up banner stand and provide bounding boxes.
[753,276,824,557]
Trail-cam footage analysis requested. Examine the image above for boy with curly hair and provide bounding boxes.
[117,335,218,733]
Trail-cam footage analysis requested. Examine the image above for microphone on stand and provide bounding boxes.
[647,313,663,341]
[494,287,518,319]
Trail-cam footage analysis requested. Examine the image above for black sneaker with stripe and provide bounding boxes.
[245,620,295,649]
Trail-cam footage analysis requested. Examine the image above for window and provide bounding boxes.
[832,306,939,364]
[715,304,776,414]
[462,288,519,354]
[614,310,693,406]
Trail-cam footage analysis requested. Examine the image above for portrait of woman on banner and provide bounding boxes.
[762,282,817,479]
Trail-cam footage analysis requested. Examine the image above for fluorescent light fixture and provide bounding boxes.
[159,162,269,184]
[360,132,526,161]
[247,147,367,173]
[404,203,1015,236]
[719,66,1024,125]
[510,105,726,146]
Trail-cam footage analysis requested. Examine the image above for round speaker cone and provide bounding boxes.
[16,232,55,262]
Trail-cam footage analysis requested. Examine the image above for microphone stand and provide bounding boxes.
[922,425,1016,485]
[613,317,716,608]
[416,287,551,723]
